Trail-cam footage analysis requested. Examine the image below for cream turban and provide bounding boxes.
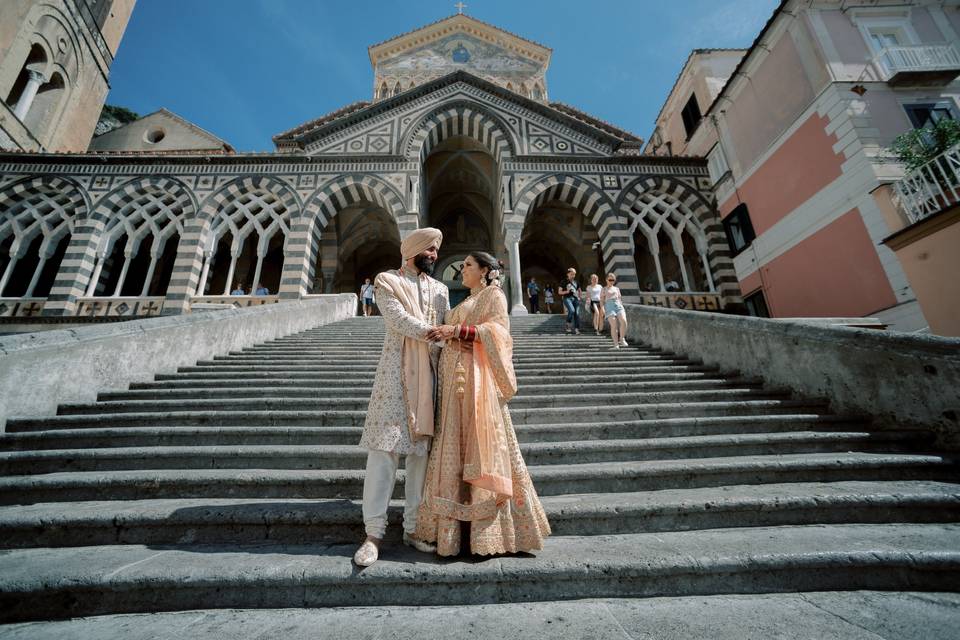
[400,227,443,262]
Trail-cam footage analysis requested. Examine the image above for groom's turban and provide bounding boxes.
[400,227,443,261]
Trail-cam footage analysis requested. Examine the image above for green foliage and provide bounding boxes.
[889,118,960,172]
[101,104,140,124]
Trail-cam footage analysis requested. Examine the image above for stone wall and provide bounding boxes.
[0,293,356,431]
[624,304,960,449]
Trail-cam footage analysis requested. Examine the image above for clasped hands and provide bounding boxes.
[426,324,456,342]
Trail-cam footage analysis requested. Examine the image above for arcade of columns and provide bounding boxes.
[0,79,741,321]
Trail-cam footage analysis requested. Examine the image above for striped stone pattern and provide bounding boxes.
[0,177,83,294]
[403,101,515,165]
[165,177,300,313]
[515,174,639,300]
[286,175,406,299]
[621,176,741,308]
[0,176,89,316]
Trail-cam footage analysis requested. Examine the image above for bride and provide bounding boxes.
[419,252,551,556]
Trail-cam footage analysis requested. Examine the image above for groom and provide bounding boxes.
[353,227,450,567]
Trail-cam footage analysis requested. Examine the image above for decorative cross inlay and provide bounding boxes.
[22,302,43,316]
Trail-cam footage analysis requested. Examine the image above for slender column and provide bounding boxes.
[112,256,131,297]
[223,253,238,295]
[0,255,19,295]
[140,254,159,297]
[196,252,212,296]
[700,250,716,292]
[12,70,46,121]
[85,255,104,296]
[251,251,264,294]
[508,237,527,315]
[24,255,48,297]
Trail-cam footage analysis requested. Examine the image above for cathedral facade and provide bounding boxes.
[0,13,741,322]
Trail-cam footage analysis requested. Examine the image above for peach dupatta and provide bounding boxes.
[462,288,517,500]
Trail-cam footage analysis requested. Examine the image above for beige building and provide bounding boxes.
[648,0,960,335]
[0,0,136,152]
[89,108,234,153]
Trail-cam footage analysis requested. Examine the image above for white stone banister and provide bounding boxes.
[875,44,960,75]
[893,141,960,223]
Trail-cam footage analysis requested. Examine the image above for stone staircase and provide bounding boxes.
[0,314,958,628]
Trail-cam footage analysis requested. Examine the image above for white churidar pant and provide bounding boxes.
[361,449,429,538]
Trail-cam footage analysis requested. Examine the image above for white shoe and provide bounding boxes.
[403,532,437,553]
[620,339,628,347]
[353,540,379,567]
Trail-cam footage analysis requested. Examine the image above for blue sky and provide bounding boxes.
[105,0,780,152]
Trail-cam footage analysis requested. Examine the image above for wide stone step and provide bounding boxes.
[5,410,368,432]
[57,397,372,415]
[1,481,957,549]
[1,524,957,622]
[510,399,831,424]
[514,362,704,376]
[0,431,923,475]
[509,388,787,408]
[100,386,376,401]
[151,372,377,383]
[208,355,382,364]
[181,361,380,371]
[0,415,869,451]
[3,592,959,639]
[0,453,952,504]
[517,377,763,395]
[0,426,366,450]
[131,371,724,394]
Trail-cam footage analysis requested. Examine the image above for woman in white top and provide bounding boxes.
[586,274,604,335]
[600,272,629,349]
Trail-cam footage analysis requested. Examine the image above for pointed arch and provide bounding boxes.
[401,99,517,165]
[0,175,88,306]
[515,174,637,298]
[282,174,407,298]
[618,175,740,304]
[83,177,197,298]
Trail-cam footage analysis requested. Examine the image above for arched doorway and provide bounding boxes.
[519,201,603,313]
[422,136,500,307]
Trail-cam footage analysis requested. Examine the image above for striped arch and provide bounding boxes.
[618,175,741,306]
[83,177,196,298]
[401,100,517,165]
[514,174,639,299]
[163,176,300,313]
[284,174,406,299]
[0,175,88,311]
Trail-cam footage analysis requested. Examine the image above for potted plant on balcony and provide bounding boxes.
[889,117,960,214]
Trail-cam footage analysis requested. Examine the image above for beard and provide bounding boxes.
[414,253,436,276]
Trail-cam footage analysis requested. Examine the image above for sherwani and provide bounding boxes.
[359,265,450,537]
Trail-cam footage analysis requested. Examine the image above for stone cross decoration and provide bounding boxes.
[455,1,467,14]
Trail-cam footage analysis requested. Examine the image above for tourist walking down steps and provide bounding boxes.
[419,252,551,556]
[353,228,450,567]
[586,273,604,335]
[561,268,581,334]
[601,272,629,349]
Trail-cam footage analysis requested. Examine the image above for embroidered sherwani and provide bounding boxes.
[359,266,450,456]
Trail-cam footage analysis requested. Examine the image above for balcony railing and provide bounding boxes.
[893,141,960,224]
[875,44,960,85]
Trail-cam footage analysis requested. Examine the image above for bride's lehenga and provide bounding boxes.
[416,285,551,556]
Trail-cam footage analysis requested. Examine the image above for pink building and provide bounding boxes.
[648,0,960,334]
